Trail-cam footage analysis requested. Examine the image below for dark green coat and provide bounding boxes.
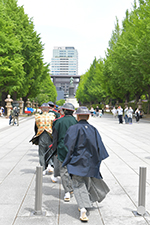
[53,115,77,162]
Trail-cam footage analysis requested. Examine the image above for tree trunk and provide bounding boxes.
[12,91,17,101]
[1,91,8,107]
[125,92,130,102]
[135,94,141,104]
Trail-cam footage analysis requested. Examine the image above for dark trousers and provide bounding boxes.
[118,115,123,123]
[72,175,110,209]
[38,131,52,170]
[136,114,140,122]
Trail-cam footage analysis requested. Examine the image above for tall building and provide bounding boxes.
[51,46,78,76]
[50,46,80,100]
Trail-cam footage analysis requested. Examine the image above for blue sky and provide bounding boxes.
[17,0,136,75]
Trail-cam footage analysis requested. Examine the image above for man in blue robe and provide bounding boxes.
[63,106,110,222]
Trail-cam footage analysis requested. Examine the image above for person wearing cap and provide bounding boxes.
[62,106,110,222]
[52,103,77,201]
[30,103,56,175]
[48,101,60,118]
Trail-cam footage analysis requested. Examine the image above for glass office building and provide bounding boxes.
[51,46,78,76]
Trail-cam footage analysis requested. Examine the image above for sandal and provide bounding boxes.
[64,192,70,202]
[80,208,88,222]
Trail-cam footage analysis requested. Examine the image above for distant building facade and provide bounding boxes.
[51,46,78,76]
[56,86,64,101]
[50,46,79,99]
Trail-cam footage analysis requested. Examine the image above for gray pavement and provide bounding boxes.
[0,114,150,225]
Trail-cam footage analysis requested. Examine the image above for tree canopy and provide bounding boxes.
[76,0,150,112]
[0,0,57,106]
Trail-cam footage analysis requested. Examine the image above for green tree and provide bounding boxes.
[0,0,57,107]
[4,0,49,101]
[76,72,89,104]
[56,99,65,106]
[34,75,57,106]
[0,0,25,105]
[76,58,107,104]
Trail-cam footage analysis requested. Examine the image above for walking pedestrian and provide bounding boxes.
[63,106,110,222]
[12,107,19,126]
[117,106,123,124]
[99,109,102,117]
[127,106,134,124]
[135,108,140,122]
[30,103,56,175]
[1,107,4,117]
[95,106,99,117]
[51,106,64,183]
[111,107,117,118]
[9,108,13,125]
[124,106,128,124]
[52,103,77,202]
[90,106,94,116]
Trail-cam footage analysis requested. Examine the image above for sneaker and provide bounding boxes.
[47,165,54,173]
[51,175,58,183]
[80,208,88,222]
[64,192,70,202]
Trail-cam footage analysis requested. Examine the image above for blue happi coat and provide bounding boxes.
[62,120,109,179]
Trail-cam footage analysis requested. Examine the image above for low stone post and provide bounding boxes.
[116,100,119,108]
[124,100,128,108]
[19,98,24,115]
[26,98,31,108]
[137,99,143,110]
[5,95,13,117]
[137,167,147,216]
[35,166,43,215]
[32,100,35,108]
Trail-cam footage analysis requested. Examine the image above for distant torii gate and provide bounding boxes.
[50,75,81,98]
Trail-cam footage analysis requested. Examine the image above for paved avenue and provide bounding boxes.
[0,114,150,225]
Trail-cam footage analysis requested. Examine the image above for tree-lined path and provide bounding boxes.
[0,115,150,225]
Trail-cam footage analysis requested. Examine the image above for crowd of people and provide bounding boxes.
[0,106,20,126]
[111,106,142,124]
[90,106,104,117]
[30,101,109,222]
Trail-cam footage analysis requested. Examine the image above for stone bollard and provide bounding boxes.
[34,166,43,215]
[5,95,13,117]
[137,167,147,216]
[31,166,46,216]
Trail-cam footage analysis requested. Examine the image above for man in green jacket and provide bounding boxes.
[52,103,77,202]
